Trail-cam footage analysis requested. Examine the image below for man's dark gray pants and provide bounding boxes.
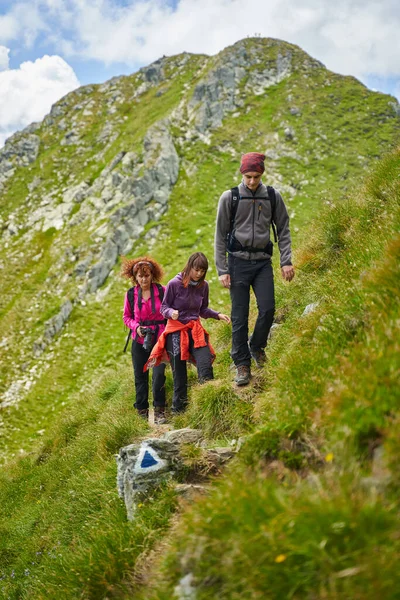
[229,255,275,367]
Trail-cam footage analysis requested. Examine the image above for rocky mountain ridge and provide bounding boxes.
[0,37,399,459]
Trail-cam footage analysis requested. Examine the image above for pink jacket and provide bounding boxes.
[123,284,166,345]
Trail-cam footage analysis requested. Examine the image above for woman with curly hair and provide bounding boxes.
[145,252,231,414]
[121,256,167,424]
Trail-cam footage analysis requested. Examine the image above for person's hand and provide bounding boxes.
[281,265,295,282]
[219,274,231,289]
[137,326,144,337]
[218,313,231,324]
[171,310,179,320]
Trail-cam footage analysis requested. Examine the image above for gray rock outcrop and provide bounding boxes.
[117,428,235,520]
[302,302,319,316]
[389,101,400,117]
[164,429,204,445]
[186,43,292,136]
[84,118,179,294]
[33,300,73,357]
[174,573,197,600]
[86,239,119,293]
[0,133,40,191]
[1,133,40,166]
[117,436,184,520]
[6,115,180,355]
[44,300,73,341]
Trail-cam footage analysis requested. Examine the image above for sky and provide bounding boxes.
[1,0,400,147]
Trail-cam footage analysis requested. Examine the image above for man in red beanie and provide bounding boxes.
[214,152,294,385]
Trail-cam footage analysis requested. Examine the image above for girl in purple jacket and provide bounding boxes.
[160,252,230,413]
[121,256,167,424]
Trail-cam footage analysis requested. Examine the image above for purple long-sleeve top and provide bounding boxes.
[160,273,220,324]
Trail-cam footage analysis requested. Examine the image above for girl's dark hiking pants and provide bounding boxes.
[166,330,214,413]
[131,340,166,411]
[229,255,275,367]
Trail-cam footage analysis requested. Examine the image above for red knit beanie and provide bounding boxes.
[240,152,266,174]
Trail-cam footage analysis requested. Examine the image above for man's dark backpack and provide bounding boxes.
[227,186,278,255]
[123,283,165,353]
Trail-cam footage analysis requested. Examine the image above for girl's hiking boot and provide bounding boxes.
[154,407,168,425]
[249,344,267,368]
[137,408,149,420]
[235,365,251,386]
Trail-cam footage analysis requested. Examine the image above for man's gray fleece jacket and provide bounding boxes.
[214,181,292,276]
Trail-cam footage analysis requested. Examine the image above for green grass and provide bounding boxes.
[176,381,254,440]
[131,146,400,600]
[142,467,400,600]
[2,144,399,598]
[0,369,178,599]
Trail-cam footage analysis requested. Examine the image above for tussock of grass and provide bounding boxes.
[178,442,225,479]
[179,381,254,440]
[239,425,319,472]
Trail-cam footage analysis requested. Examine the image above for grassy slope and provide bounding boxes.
[0,369,178,599]
[0,39,399,598]
[135,147,400,600]
[0,52,209,458]
[1,145,398,600]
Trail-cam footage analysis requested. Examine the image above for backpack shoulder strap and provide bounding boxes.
[155,284,167,325]
[123,287,136,353]
[267,186,276,218]
[127,287,135,318]
[155,283,164,302]
[229,186,240,234]
[267,186,278,243]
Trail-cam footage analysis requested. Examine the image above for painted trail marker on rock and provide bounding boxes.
[117,436,181,520]
[134,443,167,474]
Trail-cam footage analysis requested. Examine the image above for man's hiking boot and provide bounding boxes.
[235,365,251,386]
[154,407,168,425]
[137,408,149,421]
[171,400,188,415]
[249,344,267,368]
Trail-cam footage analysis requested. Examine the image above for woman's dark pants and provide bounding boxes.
[131,340,166,411]
[229,255,275,367]
[166,331,214,413]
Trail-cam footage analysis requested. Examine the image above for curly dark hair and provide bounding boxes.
[120,256,164,285]
[181,252,208,287]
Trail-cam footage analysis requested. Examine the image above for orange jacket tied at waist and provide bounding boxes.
[144,319,215,371]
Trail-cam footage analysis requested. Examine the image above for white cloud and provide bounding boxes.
[38,0,400,84]
[0,54,80,148]
[0,12,20,44]
[0,2,47,48]
[0,46,10,70]
[1,0,400,86]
